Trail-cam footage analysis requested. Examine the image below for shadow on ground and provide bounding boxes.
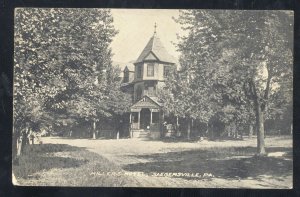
[123,146,292,180]
[143,137,240,143]
[13,144,88,179]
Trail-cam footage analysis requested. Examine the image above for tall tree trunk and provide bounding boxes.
[18,127,28,157]
[210,124,214,140]
[17,138,23,157]
[12,129,19,161]
[226,125,230,137]
[240,130,243,140]
[254,100,266,155]
[205,122,209,137]
[187,118,191,140]
[176,116,179,136]
[92,121,96,139]
[232,123,237,139]
[249,124,253,138]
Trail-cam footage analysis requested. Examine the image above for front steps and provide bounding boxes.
[138,131,151,138]
[130,129,160,139]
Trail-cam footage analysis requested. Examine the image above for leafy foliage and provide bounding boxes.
[13,9,131,142]
[161,10,293,151]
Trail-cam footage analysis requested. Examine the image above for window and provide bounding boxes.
[123,71,129,82]
[132,112,139,123]
[148,86,154,96]
[164,65,171,78]
[147,63,154,76]
[152,112,159,123]
[137,65,142,78]
[136,86,142,101]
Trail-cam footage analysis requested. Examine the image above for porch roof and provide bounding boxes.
[130,95,162,111]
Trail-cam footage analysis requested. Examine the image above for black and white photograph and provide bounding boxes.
[12,8,293,188]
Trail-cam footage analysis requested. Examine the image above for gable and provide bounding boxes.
[135,35,176,64]
[144,52,158,61]
[131,96,161,110]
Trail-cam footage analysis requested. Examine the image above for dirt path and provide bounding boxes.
[42,136,292,188]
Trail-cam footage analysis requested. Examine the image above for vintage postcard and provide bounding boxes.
[12,8,293,188]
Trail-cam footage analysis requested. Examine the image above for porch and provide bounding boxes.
[129,96,163,139]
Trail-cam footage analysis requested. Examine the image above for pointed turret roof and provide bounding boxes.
[135,34,176,64]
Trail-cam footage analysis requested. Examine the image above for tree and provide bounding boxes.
[62,65,132,139]
[266,64,293,135]
[159,10,234,139]
[169,10,292,154]
[13,8,124,156]
[228,11,293,155]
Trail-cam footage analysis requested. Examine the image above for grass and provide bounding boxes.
[13,136,293,188]
[13,144,88,179]
[123,146,292,180]
[12,143,139,186]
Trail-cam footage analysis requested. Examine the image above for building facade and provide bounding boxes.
[121,31,177,139]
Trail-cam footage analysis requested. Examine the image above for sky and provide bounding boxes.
[110,9,184,63]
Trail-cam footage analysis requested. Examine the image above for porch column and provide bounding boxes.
[161,111,164,133]
[150,109,153,124]
[129,113,132,138]
[138,111,141,129]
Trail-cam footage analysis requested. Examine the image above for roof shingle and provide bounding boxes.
[135,34,176,64]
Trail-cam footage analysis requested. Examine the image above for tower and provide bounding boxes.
[132,23,176,101]
[122,24,177,139]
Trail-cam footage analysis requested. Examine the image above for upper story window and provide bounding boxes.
[137,65,142,78]
[123,71,129,83]
[147,63,154,77]
[136,86,143,101]
[164,65,171,78]
[148,86,155,96]
[164,65,170,77]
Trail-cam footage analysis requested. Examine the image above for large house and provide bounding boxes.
[120,30,177,139]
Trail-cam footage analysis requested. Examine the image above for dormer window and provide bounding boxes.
[147,63,154,76]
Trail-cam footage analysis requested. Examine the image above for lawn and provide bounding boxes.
[13,143,140,186]
[13,136,293,188]
[123,146,292,180]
